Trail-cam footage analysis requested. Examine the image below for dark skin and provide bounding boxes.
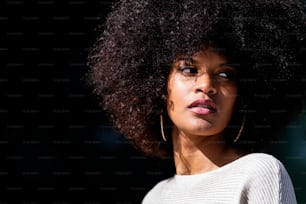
[167,49,244,175]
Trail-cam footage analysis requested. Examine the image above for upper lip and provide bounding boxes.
[188,99,217,111]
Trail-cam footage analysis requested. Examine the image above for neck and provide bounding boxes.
[172,127,242,175]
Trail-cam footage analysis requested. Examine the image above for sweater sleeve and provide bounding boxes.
[245,156,297,204]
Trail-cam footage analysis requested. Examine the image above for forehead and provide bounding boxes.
[193,50,227,62]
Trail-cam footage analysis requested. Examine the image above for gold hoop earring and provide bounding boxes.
[233,111,246,143]
[160,114,167,142]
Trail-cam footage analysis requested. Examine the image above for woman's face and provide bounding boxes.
[167,49,238,138]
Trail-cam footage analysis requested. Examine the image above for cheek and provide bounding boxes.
[168,74,194,94]
[167,75,190,112]
[219,85,238,109]
[168,77,192,103]
[167,86,181,113]
[220,82,238,97]
[167,77,174,112]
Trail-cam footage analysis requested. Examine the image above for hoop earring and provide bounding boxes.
[233,111,246,143]
[160,114,167,142]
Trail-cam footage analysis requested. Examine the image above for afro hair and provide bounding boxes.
[87,0,306,158]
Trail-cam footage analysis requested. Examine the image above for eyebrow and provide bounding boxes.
[175,57,194,64]
[176,57,234,68]
[174,54,240,71]
[219,63,236,68]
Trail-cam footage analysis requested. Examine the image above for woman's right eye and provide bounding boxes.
[177,67,198,75]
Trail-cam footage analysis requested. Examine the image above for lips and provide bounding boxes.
[188,99,217,115]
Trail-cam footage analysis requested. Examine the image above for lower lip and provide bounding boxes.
[189,107,216,115]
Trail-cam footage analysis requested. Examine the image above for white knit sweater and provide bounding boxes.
[142,153,297,204]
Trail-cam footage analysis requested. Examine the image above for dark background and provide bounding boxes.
[1,0,305,203]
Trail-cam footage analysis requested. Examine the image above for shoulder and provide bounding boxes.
[238,153,287,175]
[218,153,291,186]
[228,153,294,189]
[146,177,174,193]
[142,177,174,203]
[242,152,294,182]
[239,152,280,162]
[238,153,297,203]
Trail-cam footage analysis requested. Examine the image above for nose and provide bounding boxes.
[194,74,217,95]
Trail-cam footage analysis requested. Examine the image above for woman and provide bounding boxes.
[87,0,306,203]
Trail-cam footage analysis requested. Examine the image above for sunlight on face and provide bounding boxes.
[167,49,238,138]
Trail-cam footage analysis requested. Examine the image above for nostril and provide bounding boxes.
[195,82,217,95]
[207,88,216,94]
[195,86,217,95]
[194,74,217,94]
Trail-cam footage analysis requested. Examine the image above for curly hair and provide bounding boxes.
[87,0,306,158]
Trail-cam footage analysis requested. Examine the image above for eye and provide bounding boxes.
[177,66,198,75]
[216,69,237,81]
[218,72,230,78]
